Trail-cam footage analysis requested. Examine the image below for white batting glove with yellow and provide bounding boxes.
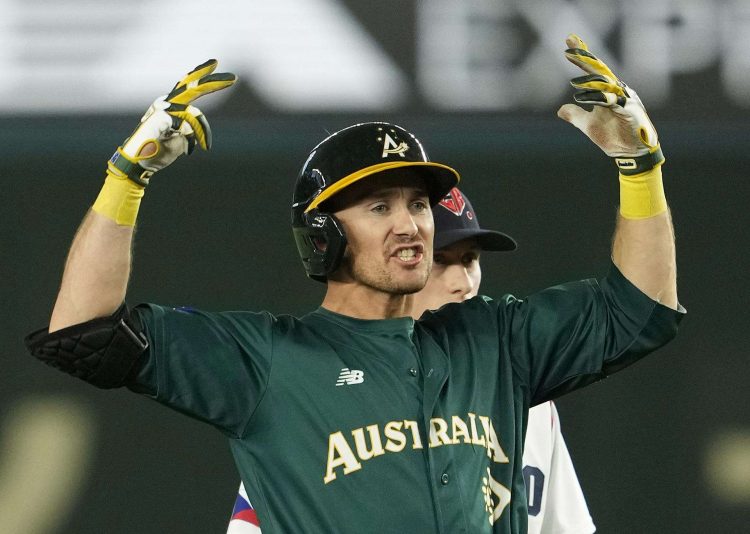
[557,34,664,176]
[108,59,237,186]
[93,60,236,226]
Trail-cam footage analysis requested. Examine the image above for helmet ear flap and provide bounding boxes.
[292,209,347,283]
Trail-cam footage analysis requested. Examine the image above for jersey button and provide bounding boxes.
[408,368,418,377]
[440,473,449,485]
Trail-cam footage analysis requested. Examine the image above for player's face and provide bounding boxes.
[410,238,482,317]
[330,172,434,295]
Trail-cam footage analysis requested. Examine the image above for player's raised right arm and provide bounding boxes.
[48,60,237,332]
[49,209,135,332]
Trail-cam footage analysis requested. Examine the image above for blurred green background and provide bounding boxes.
[3,1,750,532]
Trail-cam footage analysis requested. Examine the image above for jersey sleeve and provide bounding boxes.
[127,304,276,438]
[498,263,683,404]
[539,402,596,534]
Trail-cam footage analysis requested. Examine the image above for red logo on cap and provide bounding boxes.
[439,187,466,216]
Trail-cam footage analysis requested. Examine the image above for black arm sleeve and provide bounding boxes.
[25,304,149,389]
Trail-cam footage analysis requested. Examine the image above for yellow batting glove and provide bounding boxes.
[164,59,237,151]
[166,59,238,106]
[108,59,237,186]
[93,60,236,226]
[557,34,664,176]
[556,35,667,220]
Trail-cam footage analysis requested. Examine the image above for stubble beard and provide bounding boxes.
[341,248,432,295]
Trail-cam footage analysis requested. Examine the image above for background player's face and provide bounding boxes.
[410,238,482,317]
[330,172,434,295]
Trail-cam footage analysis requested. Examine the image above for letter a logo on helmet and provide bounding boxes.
[291,122,461,283]
[381,132,409,158]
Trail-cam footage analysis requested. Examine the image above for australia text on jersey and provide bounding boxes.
[324,412,507,484]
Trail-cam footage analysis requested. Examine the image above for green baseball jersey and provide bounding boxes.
[129,265,681,533]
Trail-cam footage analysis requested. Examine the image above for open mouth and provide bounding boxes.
[397,248,417,261]
[392,244,425,264]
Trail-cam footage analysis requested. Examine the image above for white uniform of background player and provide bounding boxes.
[227,187,595,533]
[524,400,595,533]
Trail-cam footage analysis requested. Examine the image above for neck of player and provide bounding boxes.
[321,281,416,320]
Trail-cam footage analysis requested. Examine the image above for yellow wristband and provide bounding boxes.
[619,166,667,220]
[91,173,145,226]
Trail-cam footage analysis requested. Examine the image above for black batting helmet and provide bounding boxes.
[292,122,460,282]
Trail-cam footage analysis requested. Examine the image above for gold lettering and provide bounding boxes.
[451,415,471,444]
[479,416,493,458]
[403,420,423,449]
[384,421,407,452]
[468,412,486,446]
[479,416,509,463]
[324,431,362,484]
[429,417,452,448]
[352,424,386,460]
[324,414,507,483]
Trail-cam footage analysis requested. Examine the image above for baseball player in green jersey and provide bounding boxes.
[226,186,595,533]
[27,35,683,533]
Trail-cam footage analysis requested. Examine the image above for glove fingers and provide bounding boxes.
[561,35,660,160]
[565,34,588,51]
[564,34,619,81]
[565,48,620,80]
[167,72,237,105]
[165,115,196,154]
[111,59,234,185]
[172,59,219,91]
[186,58,219,77]
[194,113,211,150]
[570,74,626,97]
[168,105,212,151]
[201,72,236,83]
[573,90,626,108]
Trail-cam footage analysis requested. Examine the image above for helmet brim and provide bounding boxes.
[304,161,460,213]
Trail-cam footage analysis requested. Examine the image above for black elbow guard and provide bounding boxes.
[25,304,149,389]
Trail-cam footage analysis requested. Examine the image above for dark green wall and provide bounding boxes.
[4,115,749,533]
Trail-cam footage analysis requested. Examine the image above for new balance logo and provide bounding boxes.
[336,368,364,386]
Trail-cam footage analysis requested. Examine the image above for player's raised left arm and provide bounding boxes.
[557,34,678,310]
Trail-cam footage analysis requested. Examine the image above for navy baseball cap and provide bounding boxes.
[433,187,517,251]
